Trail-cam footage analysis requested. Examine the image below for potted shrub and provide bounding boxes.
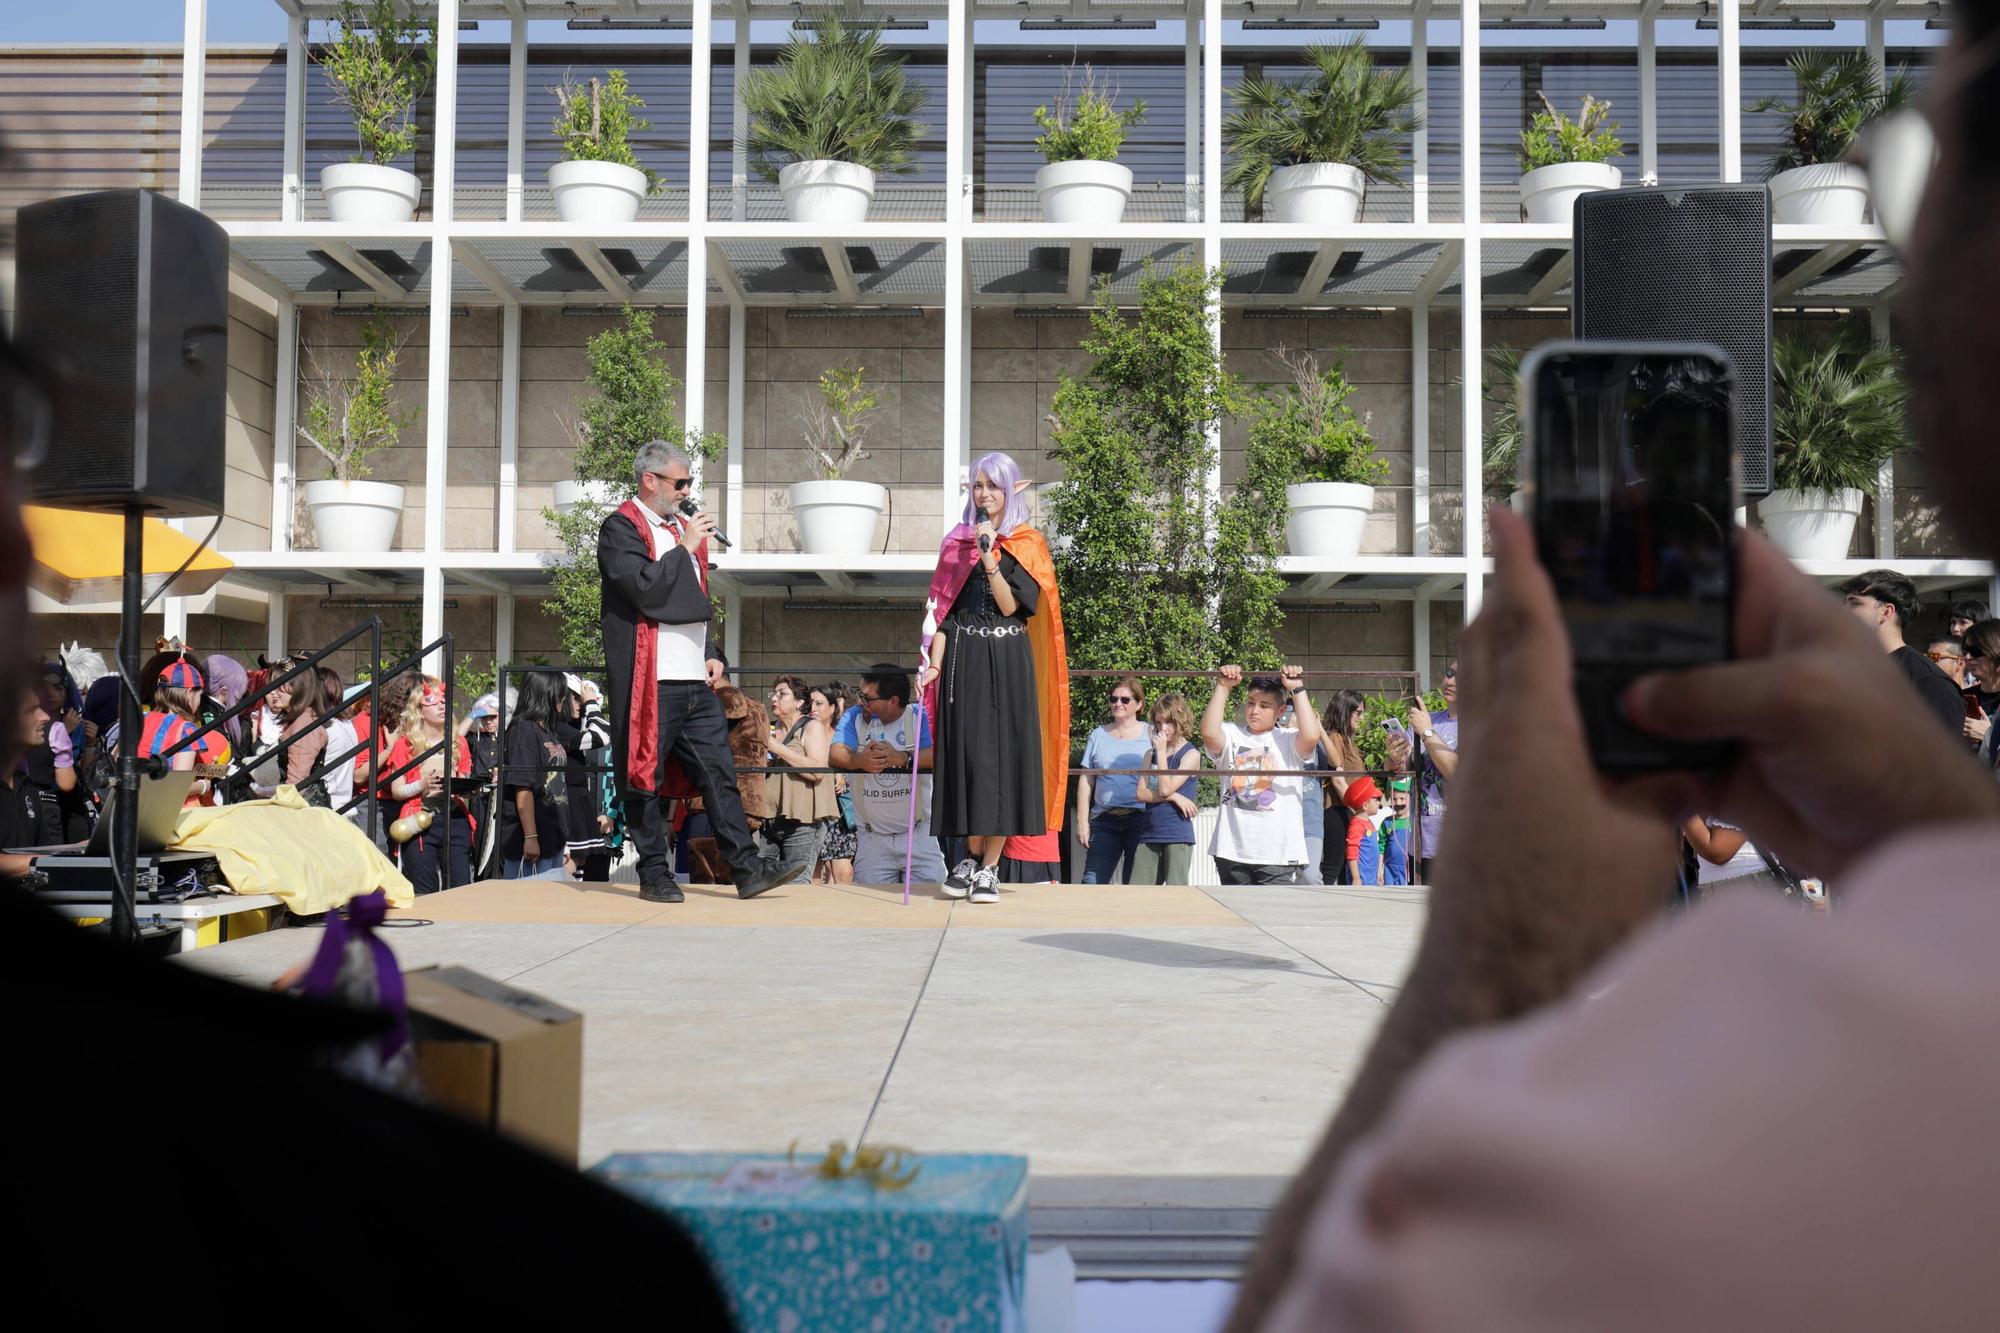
[740,15,929,226]
[1759,333,1911,559]
[1252,346,1389,559]
[1223,40,1422,225]
[296,317,414,552]
[317,0,437,224]
[548,69,660,224]
[790,363,887,555]
[1032,64,1148,225]
[1516,92,1623,224]
[1752,50,1910,225]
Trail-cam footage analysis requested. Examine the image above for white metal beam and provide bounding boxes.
[1412,306,1431,558]
[1412,18,1429,222]
[1638,14,1659,185]
[1202,0,1223,536]
[816,569,858,595]
[1066,240,1095,304]
[494,590,514,668]
[454,241,524,302]
[306,567,395,594]
[498,302,520,554]
[271,302,297,553]
[178,0,207,211]
[506,15,525,222]
[229,254,292,305]
[572,242,635,302]
[1524,252,1573,306]
[1461,0,1485,620]
[685,0,713,490]
[706,241,749,306]
[1412,240,1463,306]
[318,240,410,300]
[821,241,864,303]
[1293,242,1344,306]
[1296,573,1351,597]
[1773,241,1861,299]
[422,0,462,671]
[1719,0,1742,184]
[732,0,750,222]
[1185,7,1200,221]
[726,304,745,552]
[283,10,305,221]
[1872,304,1895,558]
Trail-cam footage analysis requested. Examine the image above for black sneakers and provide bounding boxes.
[735,853,811,901]
[941,858,978,900]
[639,875,684,904]
[968,865,1000,904]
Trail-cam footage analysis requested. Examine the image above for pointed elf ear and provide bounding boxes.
[1012,477,1033,495]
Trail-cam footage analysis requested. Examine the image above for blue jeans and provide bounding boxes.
[1081,809,1147,884]
[504,853,566,879]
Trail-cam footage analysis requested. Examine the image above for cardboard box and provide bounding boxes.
[592,1152,1030,1332]
[404,966,583,1162]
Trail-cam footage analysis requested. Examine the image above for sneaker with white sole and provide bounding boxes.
[968,866,1000,904]
[941,858,978,900]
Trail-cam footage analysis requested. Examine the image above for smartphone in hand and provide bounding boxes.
[1521,340,1740,773]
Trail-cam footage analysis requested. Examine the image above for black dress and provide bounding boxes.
[931,549,1045,838]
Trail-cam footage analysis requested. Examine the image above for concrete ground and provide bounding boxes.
[184,877,1425,1269]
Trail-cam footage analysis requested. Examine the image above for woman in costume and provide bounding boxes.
[920,451,1068,903]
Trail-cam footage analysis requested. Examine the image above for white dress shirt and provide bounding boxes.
[636,501,707,682]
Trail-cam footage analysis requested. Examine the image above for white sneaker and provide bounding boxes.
[968,866,1000,904]
[941,858,977,900]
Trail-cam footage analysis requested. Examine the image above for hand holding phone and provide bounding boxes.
[1523,340,1739,773]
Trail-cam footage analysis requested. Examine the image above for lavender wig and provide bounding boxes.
[961,451,1033,534]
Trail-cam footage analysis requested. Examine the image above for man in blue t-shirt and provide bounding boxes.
[829,665,947,886]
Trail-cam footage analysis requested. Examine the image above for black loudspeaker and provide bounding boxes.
[1572,185,1774,497]
[14,189,229,517]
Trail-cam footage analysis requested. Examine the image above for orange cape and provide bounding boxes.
[921,525,1070,833]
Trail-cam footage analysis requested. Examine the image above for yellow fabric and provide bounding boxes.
[170,786,414,913]
[23,504,233,605]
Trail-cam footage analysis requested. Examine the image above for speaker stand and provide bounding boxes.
[109,505,143,946]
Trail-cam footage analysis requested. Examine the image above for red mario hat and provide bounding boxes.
[1342,775,1382,811]
[158,659,206,692]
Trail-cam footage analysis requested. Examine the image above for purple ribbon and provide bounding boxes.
[298,890,410,1063]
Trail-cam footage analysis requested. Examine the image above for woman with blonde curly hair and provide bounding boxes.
[382,676,473,893]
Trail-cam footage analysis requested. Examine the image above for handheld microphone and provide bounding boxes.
[678,497,733,549]
[977,531,993,554]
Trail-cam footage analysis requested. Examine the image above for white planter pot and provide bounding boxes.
[320,162,422,224]
[1035,159,1134,225]
[1265,162,1366,225]
[1769,163,1870,226]
[1759,487,1865,560]
[1517,161,1623,224]
[548,159,649,224]
[303,479,406,553]
[789,479,888,555]
[1284,482,1376,559]
[551,479,627,517]
[778,160,875,225]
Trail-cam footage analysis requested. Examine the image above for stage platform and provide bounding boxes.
[183,876,1426,1276]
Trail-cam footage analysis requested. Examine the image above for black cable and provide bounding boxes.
[139,512,224,617]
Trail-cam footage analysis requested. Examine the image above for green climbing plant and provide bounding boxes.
[1043,262,1276,760]
[545,306,723,665]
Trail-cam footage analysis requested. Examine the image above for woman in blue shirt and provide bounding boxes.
[1075,676,1153,884]
[1132,693,1202,885]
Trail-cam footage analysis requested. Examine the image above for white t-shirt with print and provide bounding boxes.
[1207,721,1308,867]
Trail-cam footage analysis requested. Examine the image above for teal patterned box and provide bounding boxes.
[591,1152,1030,1332]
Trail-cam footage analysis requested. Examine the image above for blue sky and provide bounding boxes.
[1,3,1946,50]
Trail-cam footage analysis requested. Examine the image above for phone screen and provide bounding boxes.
[1529,343,1738,771]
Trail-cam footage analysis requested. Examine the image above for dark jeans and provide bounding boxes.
[624,681,763,886]
[1081,808,1147,884]
[401,808,474,895]
[1214,856,1303,886]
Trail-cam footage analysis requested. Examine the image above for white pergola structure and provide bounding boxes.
[178,0,1994,681]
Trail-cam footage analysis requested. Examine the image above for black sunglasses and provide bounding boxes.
[1109,694,1136,704]
[648,471,692,491]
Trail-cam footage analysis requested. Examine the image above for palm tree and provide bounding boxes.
[1482,346,1525,500]
[1222,40,1423,215]
[1772,334,1910,497]
[740,15,930,178]
[1752,49,1912,176]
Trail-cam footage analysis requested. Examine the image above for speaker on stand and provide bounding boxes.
[1572,185,1774,498]
[13,188,230,944]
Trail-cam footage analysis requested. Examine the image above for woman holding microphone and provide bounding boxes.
[920,452,1068,903]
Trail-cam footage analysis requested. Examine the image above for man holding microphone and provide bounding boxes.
[597,440,805,903]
